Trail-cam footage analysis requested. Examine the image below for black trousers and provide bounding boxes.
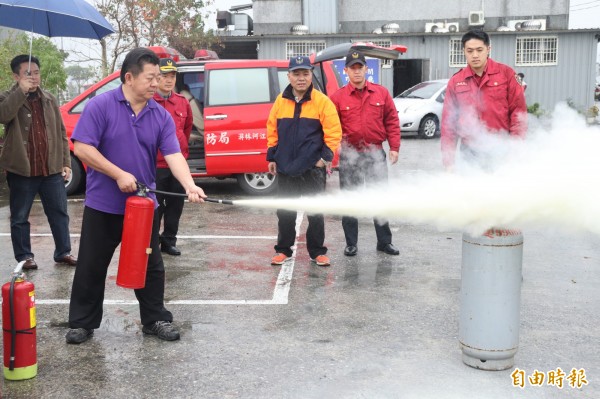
[339,148,392,247]
[155,168,185,246]
[275,167,327,259]
[68,206,173,329]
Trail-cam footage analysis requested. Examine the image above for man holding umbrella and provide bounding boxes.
[0,54,77,269]
[0,1,114,269]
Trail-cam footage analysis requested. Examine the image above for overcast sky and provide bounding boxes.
[569,0,600,28]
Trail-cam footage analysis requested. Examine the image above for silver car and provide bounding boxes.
[393,79,448,139]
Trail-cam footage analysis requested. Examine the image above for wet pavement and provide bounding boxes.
[0,138,598,398]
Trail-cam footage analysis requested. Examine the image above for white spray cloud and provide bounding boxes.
[236,103,600,236]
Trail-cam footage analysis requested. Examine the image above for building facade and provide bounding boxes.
[252,0,570,35]
[220,0,599,112]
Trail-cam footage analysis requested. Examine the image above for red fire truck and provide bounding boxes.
[60,43,406,195]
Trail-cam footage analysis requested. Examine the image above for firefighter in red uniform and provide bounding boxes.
[154,58,193,256]
[329,50,401,257]
[441,29,527,170]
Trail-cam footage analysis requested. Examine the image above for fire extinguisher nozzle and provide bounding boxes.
[205,198,234,205]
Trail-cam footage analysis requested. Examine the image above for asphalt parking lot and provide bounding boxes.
[0,138,598,399]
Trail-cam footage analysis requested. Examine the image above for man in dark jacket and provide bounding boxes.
[0,54,77,269]
[266,56,342,267]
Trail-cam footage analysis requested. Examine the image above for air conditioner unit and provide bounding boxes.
[469,11,485,26]
[521,19,546,31]
[507,19,547,31]
[446,22,459,32]
[507,20,526,31]
[425,22,459,33]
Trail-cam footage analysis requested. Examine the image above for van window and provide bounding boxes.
[70,76,121,114]
[277,70,289,93]
[182,72,205,102]
[208,68,270,106]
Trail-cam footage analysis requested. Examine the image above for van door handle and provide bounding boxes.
[206,114,228,120]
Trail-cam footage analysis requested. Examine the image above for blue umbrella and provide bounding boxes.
[0,0,115,71]
[0,0,115,40]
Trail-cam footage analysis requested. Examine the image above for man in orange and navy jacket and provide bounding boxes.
[441,29,527,170]
[266,56,342,267]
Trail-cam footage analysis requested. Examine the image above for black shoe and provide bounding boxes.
[142,321,180,341]
[377,243,400,255]
[161,244,181,256]
[65,328,93,344]
[344,245,358,256]
[55,254,77,266]
[22,258,38,270]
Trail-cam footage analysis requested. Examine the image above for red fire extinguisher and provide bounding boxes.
[117,185,155,289]
[2,261,37,380]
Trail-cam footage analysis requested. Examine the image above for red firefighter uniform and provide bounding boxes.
[153,91,193,166]
[441,57,527,168]
[330,81,400,153]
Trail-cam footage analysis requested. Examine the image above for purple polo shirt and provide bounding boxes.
[71,86,180,214]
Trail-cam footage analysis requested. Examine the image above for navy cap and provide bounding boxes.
[288,56,314,71]
[159,58,177,74]
[345,50,366,67]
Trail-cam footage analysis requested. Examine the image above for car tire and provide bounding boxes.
[418,115,439,139]
[65,154,85,196]
[236,172,278,196]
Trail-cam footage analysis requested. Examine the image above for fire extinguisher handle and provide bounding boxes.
[12,261,26,276]
[135,182,150,196]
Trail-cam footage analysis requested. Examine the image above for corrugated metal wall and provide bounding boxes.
[258,31,599,110]
[303,0,337,34]
[253,0,570,35]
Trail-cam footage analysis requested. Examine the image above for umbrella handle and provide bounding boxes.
[28,25,33,73]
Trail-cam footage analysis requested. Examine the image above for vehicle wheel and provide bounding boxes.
[418,115,439,139]
[65,154,84,195]
[236,172,278,196]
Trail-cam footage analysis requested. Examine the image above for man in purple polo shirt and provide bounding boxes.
[65,48,206,345]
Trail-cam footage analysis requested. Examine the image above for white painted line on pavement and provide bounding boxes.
[7,212,304,306]
[0,233,276,239]
[177,235,277,240]
[35,299,281,305]
[0,233,64,237]
[270,211,303,304]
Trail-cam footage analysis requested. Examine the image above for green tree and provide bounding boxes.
[0,33,68,137]
[0,33,68,97]
[95,0,221,72]
[65,64,96,95]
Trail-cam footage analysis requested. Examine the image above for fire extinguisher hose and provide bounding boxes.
[8,275,17,370]
[136,182,235,205]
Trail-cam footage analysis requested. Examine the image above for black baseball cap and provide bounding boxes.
[345,50,366,67]
[288,56,314,71]
[159,58,178,74]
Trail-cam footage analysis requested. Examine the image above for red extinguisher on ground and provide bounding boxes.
[117,183,155,289]
[2,261,37,380]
